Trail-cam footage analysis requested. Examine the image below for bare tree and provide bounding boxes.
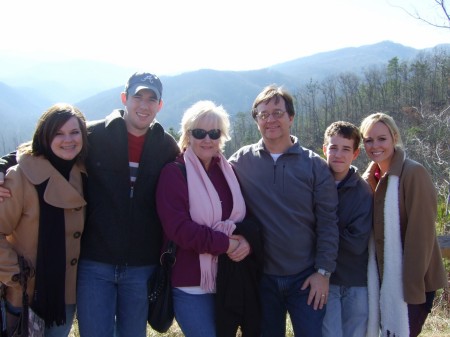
[393,0,450,29]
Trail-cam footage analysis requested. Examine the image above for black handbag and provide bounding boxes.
[147,241,177,333]
[0,256,44,337]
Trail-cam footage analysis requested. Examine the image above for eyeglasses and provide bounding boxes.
[190,129,221,140]
[255,110,286,121]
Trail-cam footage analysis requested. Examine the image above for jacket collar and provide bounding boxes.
[104,109,125,128]
[255,136,303,154]
[363,147,406,190]
[337,166,358,189]
[104,109,164,135]
[18,153,87,209]
[387,147,406,177]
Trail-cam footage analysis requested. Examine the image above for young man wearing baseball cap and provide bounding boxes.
[0,72,180,337]
[75,72,180,337]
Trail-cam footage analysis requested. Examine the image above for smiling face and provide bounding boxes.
[323,134,359,181]
[189,117,221,170]
[254,98,294,153]
[362,121,396,174]
[50,116,83,160]
[121,88,163,136]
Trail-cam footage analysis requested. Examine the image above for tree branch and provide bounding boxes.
[391,0,450,29]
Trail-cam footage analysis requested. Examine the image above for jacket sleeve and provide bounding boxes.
[313,158,339,272]
[0,152,18,175]
[0,167,25,287]
[402,163,439,303]
[156,162,229,255]
[339,184,373,255]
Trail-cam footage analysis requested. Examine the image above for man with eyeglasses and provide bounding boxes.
[0,72,180,337]
[229,84,339,337]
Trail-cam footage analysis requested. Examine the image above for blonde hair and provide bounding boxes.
[360,112,403,148]
[178,100,230,151]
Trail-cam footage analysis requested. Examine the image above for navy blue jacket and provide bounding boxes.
[331,166,373,286]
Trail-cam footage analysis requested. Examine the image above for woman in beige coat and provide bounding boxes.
[0,103,88,337]
[360,112,447,337]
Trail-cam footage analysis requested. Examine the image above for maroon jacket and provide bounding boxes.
[156,156,232,288]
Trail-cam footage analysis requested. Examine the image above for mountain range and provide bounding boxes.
[1,40,449,152]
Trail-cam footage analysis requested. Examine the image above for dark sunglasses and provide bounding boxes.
[190,129,221,140]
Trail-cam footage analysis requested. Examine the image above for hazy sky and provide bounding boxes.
[1,0,448,75]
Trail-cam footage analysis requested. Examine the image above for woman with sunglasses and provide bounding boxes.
[156,100,263,337]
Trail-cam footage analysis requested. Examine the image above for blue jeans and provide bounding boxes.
[322,284,368,337]
[76,259,155,337]
[260,268,326,337]
[172,288,216,337]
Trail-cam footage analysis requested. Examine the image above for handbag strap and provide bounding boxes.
[17,256,31,336]
[0,256,32,337]
[0,285,7,337]
[158,162,185,268]
[160,241,177,267]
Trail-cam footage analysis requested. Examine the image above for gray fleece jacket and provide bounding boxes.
[229,137,339,275]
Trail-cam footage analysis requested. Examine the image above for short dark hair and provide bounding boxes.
[251,85,295,119]
[323,121,361,151]
[20,103,88,162]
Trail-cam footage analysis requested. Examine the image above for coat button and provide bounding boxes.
[73,232,81,239]
[74,207,82,211]
[70,258,78,266]
[11,274,20,282]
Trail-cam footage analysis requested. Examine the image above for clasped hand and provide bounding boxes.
[227,234,250,262]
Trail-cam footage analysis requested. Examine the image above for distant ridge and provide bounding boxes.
[270,41,419,80]
[0,40,448,152]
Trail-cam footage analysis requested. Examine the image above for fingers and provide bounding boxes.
[227,245,247,261]
[226,238,239,254]
[0,176,12,202]
[314,294,328,309]
[227,237,250,262]
[229,234,243,240]
[309,289,328,310]
[305,273,329,309]
[301,277,310,291]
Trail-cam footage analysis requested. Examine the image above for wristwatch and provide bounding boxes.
[316,268,331,278]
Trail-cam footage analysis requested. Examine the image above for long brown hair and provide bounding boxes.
[19,103,88,162]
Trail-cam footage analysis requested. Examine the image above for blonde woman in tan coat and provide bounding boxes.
[360,112,447,337]
[0,103,88,337]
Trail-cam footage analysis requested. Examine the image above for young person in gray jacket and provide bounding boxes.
[321,121,373,337]
[229,85,339,337]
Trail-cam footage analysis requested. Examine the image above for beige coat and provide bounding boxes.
[363,147,447,304]
[0,154,86,307]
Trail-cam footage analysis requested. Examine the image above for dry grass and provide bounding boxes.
[422,308,450,336]
[68,297,450,337]
[421,289,450,337]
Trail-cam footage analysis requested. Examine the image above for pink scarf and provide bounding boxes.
[184,147,246,292]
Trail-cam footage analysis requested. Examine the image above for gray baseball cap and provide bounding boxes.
[125,72,162,100]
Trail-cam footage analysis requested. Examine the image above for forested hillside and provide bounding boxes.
[224,48,450,202]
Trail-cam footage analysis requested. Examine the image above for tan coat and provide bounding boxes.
[0,154,86,307]
[363,147,447,304]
